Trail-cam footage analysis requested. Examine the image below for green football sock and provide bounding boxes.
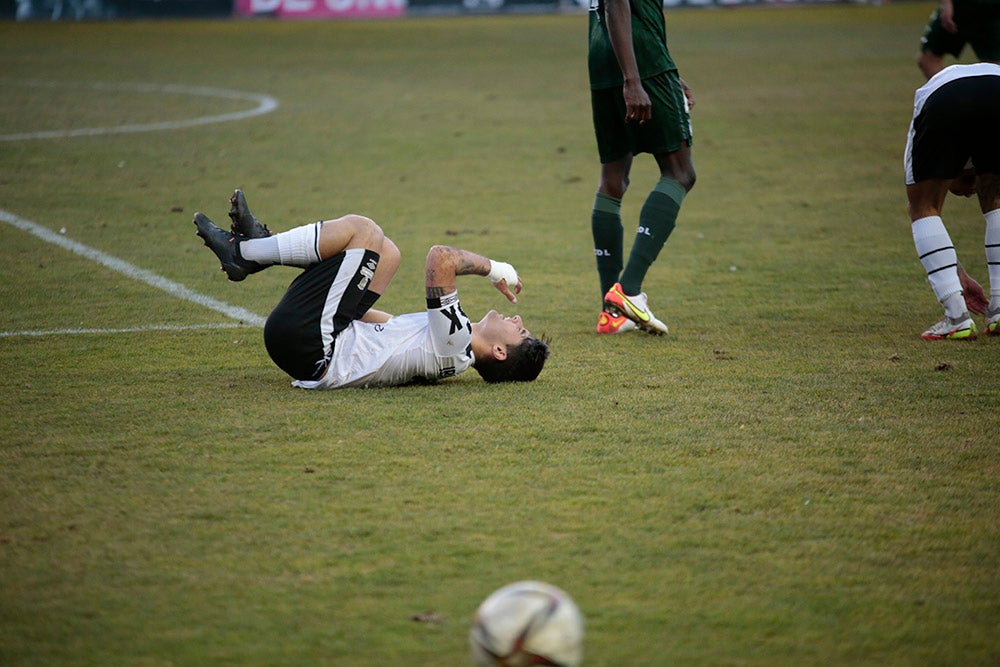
[591,191,624,300]
[619,177,684,295]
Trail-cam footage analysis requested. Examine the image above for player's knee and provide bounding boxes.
[599,160,630,199]
[345,214,384,246]
[599,177,628,199]
[679,167,696,192]
[976,173,1000,212]
[667,164,695,193]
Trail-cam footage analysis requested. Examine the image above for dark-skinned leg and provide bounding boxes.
[618,144,695,295]
[592,155,632,300]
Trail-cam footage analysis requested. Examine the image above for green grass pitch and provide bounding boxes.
[1,4,999,664]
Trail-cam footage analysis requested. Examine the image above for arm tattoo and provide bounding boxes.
[456,257,482,276]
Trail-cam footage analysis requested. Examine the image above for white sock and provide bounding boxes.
[985,208,1000,312]
[941,291,967,320]
[912,216,962,306]
[239,236,280,264]
[273,221,323,267]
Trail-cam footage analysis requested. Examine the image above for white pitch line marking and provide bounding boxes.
[0,81,279,141]
[1,323,252,338]
[1,208,266,329]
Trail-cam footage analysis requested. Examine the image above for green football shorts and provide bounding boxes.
[921,3,1000,60]
[921,8,967,58]
[590,69,693,164]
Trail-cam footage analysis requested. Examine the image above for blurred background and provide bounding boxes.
[2,0,879,23]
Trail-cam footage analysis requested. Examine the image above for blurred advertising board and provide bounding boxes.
[232,0,404,18]
[231,0,561,18]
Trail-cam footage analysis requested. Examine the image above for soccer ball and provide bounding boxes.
[469,580,584,667]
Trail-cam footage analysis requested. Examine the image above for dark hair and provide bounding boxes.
[474,335,551,384]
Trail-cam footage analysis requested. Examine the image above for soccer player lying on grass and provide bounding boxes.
[904,62,1000,339]
[193,190,549,388]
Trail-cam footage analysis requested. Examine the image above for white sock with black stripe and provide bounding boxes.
[985,209,1000,313]
[912,216,965,318]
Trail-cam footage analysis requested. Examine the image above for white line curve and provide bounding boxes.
[0,80,279,141]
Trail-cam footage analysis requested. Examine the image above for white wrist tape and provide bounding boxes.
[487,260,519,287]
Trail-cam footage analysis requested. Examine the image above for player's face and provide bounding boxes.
[477,310,532,348]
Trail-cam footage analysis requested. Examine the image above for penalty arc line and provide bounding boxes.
[0,81,280,141]
[0,208,266,332]
[0,81,274,334]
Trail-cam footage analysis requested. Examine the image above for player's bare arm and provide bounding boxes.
[425,245,522,303]
[957,262,989,315]
[604,0,651,124]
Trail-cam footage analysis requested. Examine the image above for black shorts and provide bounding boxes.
[905,75,1000,183]
[263,248,380,381]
